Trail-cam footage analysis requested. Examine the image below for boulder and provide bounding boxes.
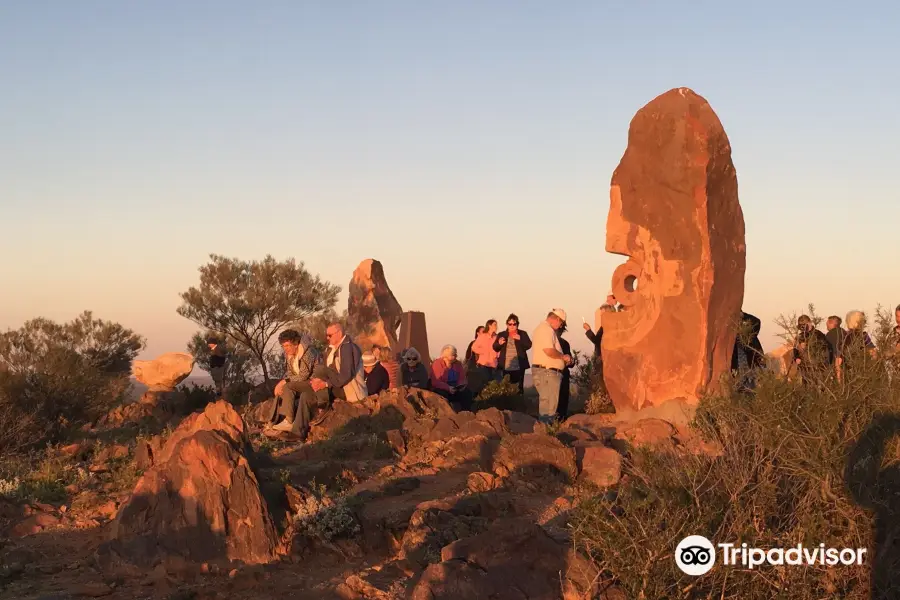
[615,418,678,450]
[574,442,622,488]
[397,311,432,366]
[411,518,598,599]
[493,433,577,483]
[132,352,195,391]
[601,87,746,414]
[347,259,403,353]
[105,401,280,566]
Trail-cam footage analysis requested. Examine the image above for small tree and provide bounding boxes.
[177,254,340,382]
[0,312,145,450]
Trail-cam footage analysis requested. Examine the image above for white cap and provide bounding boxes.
[551,308,567,322]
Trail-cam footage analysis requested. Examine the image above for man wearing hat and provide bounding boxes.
[531,308,571,423]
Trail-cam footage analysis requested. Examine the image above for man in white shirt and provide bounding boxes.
[531,308,571,423]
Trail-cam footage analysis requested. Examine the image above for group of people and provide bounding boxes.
[206,301,900,441]
[730,305,900,390]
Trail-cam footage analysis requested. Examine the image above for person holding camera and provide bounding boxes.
[792,315,832,383]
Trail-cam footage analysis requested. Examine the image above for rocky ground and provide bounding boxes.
[0,387,713,600]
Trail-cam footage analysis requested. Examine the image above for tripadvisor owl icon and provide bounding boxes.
[676,535,716,576]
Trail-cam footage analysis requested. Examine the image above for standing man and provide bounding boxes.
[793,315,832,384]
[531,308,571,424]
[556,320,574,419]
[206,336,228,398]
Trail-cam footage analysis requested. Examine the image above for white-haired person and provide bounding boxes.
[401,347,431,390]
[835,310,877,381]
[430,344,473,411]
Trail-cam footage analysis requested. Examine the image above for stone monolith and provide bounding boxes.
[601,87,746,419]
[347,259,403,352]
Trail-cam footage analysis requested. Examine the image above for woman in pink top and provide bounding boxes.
[470,319,500,383]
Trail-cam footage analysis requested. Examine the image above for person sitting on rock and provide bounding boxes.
[373,344,401,389]
[362,351,390,397]
[401,347,431,389]
[430,344,473,411]
[268,329,322,438]
[206,335,228,398]
[309,323,368,404]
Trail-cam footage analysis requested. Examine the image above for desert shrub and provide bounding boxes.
[476,376,527,412]
[570,352,900,598]
[178,382,218,413]
[0,312,144,452]
[570,350,612,415]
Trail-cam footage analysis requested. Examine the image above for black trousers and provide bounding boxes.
[556,371,570,418]
[504,369,526,395]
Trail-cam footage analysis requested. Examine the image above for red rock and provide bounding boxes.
[347,259,403,352]
[73,582,113,597]
[602,87,746,415]
[95,501,118,520]
[412,518,598,599]
[384,429,406,456]
[615,418,678,449]
[60,442,85,457]
[574,443,623,488]
[132,352,195,391]
[493,433,577,483]
[466,472,498,493]
[106,400,280,566]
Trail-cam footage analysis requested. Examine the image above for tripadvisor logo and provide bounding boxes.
[675,536,866,576]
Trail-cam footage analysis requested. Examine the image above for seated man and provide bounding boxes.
[430,344,473,412]
[308,323,368,404]
[267,329,321,440]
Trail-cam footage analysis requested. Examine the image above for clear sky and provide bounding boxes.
[2,1,898,366]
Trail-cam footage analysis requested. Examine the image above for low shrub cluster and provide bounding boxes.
[571,329,900,598]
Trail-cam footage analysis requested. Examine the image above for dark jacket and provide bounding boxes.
[321,336,362,389]
[209,343,227,369]
[793,327,832,368]
[558,336,572,378]
[465,340,478,367]
[365,362,390,396]
[585,328,602,357]
[402,363,431,389]
[825,328,847,364]
[492,330,532,371]
[731,312,765,371]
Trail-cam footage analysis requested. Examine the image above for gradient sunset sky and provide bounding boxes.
[2,1,898,363]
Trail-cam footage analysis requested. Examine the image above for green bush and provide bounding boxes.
[476,375,527,412]
[570,349,900,599]
[0,312,144,453]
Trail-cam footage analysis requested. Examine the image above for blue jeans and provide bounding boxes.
[532,367,562,421]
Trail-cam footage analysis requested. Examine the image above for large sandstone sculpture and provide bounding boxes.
[347,259,403,352]
[601,87,746,418]
[132,352,194,391]
[398,311,432,365]
[105,401,280,566]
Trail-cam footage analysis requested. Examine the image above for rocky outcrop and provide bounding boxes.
[411,518,598,599]
[132,352,195,391]
[347,259,403,353]
[104,401,280,566]
[602,87,746,417]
